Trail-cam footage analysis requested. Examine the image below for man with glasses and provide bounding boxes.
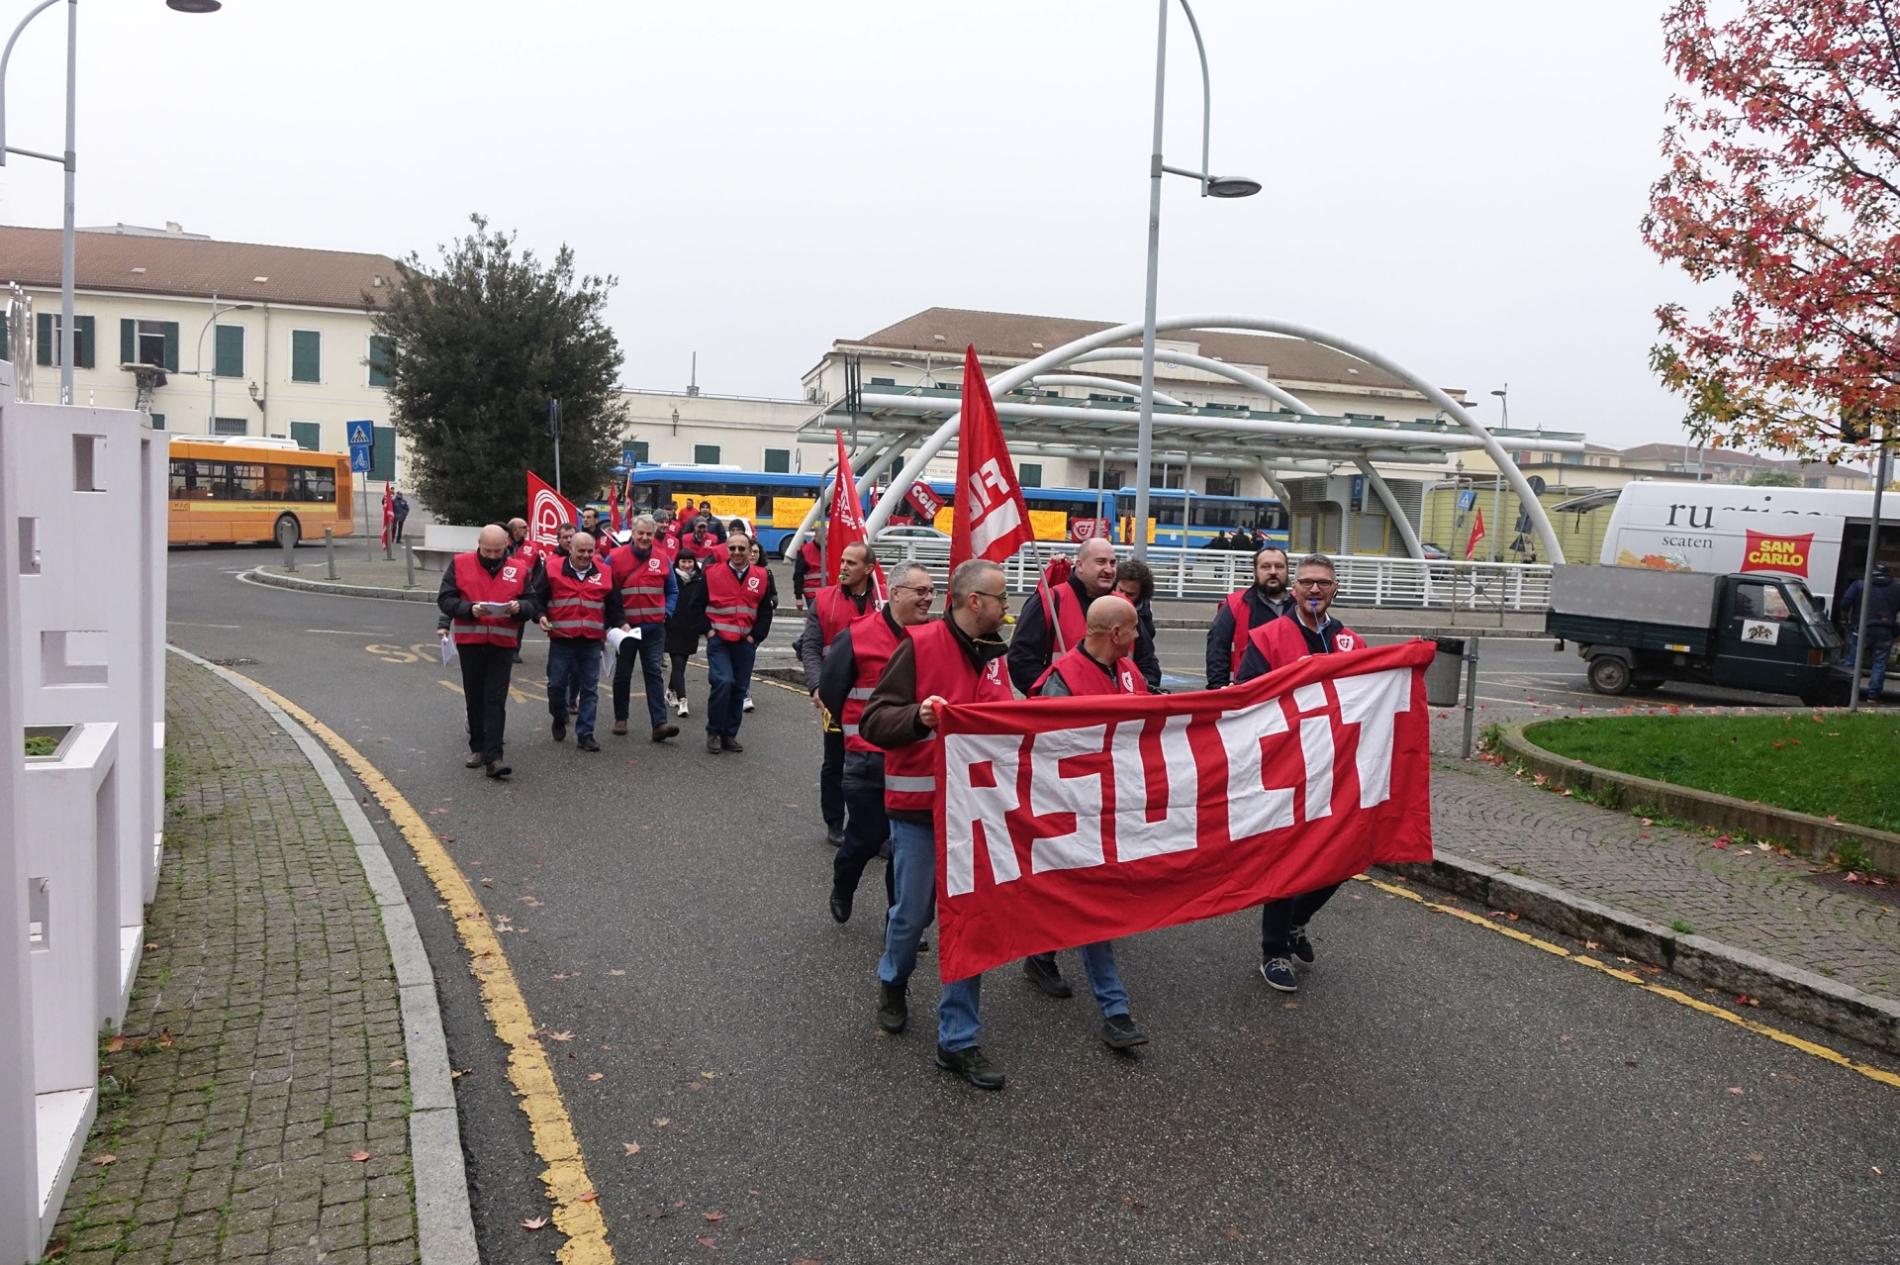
[1206,545,1296,689]
[860,560,1014,1090]
[1234,553,1366,994]
[799,542,881,847]
[817,561,934,923]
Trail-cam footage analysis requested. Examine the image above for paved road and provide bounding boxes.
[168,547,1900,1265]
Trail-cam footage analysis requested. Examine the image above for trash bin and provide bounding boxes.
[1426,637,1465,707]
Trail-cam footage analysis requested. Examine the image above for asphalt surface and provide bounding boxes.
[168,546,1900,1265]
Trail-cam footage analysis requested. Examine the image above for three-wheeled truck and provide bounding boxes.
[1546,565,1851,705]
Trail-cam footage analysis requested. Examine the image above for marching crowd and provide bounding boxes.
[437,505,1363,1092]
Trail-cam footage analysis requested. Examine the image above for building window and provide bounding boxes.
[291,329,322,383]
[1086,468,1128,490]
[367,334,392,387]
[149,412,165,431]
[693,444,720,465]
[868,376,895,387]
[628,440,650,464]
[34,313,95,368]
[762,447,791,474]
[118,318,178,370]
[1205,475,1239,497]
[213,417,248,437]
[290,421,321,451]
[1020,462,1043,488]
[214,324,244,378]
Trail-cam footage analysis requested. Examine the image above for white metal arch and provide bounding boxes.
[859,314,1566,564]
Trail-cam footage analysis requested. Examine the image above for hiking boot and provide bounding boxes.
[877,982,908,1033]
[1260,957,1299,993]
[464,753,484,769]
[576,734,601,752]
[720,736,745,753]
[1023,953,1073,999]
[652,723,680,742]
[1101,1013,1149,1050]
[935,1045,1005,1091]
[611,720,628,736]
[705,734,723,754]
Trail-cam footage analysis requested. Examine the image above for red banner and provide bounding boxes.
[948,344,1035,571]
[1464,509,1485,561]
[826,431,887,600]
[527,471,578,551]
[1069,517,1112,542]
[905,480,944,520]
[930,640,1435,981]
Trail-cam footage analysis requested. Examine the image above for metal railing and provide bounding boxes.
[872,537,1554,612]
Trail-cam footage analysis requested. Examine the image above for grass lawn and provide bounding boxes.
[1523,712,1900,835]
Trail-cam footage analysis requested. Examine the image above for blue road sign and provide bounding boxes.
[623,448,638,468]
[1457,489,1477,512]
[350,447,371,474]
[346,420,374,449]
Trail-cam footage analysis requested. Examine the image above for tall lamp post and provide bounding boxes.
[1489,385,1509,562]
[0,0,220,403]
[193,295,252,434]
[1130,0,1259,560]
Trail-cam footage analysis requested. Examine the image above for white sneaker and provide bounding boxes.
[677,697,690,717]
[743,695,756,713]
[665,689,677,707]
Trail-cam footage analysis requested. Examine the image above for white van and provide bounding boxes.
[1598,480,1896,609]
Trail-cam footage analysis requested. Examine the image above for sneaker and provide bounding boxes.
[576,734,601,752]
[935,1044,1005,1091]
[720,736,744,753]
[611,720,628,736]
[1023,953,1074,999]
[877,982,908,1033]
[665,689,677,707]
[742,695,756,713]
[1101,1013,1149,1050]
[829,882,852,924]
[826,825,846,848]
[651,723,680,742]
[705,734,723,755]
[1290,925,1315,965]
[1260,957,1299,993]
[551,719,566,742]
[677,698,691,718]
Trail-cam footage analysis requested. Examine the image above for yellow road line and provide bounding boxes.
[1354,874,1900,1090]
[235,672,613,1265]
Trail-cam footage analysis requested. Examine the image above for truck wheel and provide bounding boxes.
[1587,656,1632,696]
[273,513,300,548]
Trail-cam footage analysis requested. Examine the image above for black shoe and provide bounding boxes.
[829,883,852,924]
[651,723,679,742]
[483,762,512,780]
[826,825,846,848]
[720,736,744,753]
[576,734,601,752]
[1023,953,1074,999]
[1101,1013,1149,1050]
[611,720,628,736]
[877,982,908,1033]
[1260,957,1299,993]
[706,734,723,754]
[1290,924,1315,965]
[551,719,566,742]
[935,1045,1005,1091]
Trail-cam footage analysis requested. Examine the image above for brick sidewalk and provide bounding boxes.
[1431,758,1900,1001]
[49,658,418,1265]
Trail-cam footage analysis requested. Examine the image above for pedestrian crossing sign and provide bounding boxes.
[346,420,373,449]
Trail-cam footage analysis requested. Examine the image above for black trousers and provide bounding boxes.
[668,651,691,698]
[836,751,894,906]
[1260,884,1341,957]
[458,642,515,763]
[820,726,846,829]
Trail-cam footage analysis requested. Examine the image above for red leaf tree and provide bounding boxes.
[1643,0,1900,460]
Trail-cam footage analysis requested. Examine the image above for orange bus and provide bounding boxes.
[167,436,354,546]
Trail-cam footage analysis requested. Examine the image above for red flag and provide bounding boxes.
[609,481,622,535]
[826,431,887,600]
[1463,509,1486,561]
[949,344,1035,571]
[527,470,578,551]
[930,640,1435,981]
[380,483,393,549]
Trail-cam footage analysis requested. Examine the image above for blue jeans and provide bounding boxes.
[611,625,669,728]
[705,638,757,738]
[1850,625,1895,696]
[881,817,983,1050]
[547,637,602,737]
[1075,942,1129,1020]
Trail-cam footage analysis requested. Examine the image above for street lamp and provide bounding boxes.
[1131,0,1258,559]
[1488,386,1508,562]
[194,296,252,435]
[0,0,220,403]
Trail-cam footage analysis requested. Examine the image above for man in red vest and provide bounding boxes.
[1029,595,1150,1050]
[530,531,622,753]
[608,514,681,742]
[791,522,828,612]
[816,560,933,923]
[797,540,878,847]
[1204,545,1294,689]
[861,559,1013,1090]
[681,515,727,566]
[437,524,540,779]
[1234,553,1366,994]
[689,529,773,753]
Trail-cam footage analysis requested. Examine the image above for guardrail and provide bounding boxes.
[874,538,1554,612]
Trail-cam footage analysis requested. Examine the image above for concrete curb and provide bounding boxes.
[1501,722,1900,878]
[164,646,481,1265]
[1387,849,1900,1056]
[246,567,436,603]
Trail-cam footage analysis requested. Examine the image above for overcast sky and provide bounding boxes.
[0,1,1703,447]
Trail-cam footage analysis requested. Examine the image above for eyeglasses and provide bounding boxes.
[894,584,937,598]
[1295,578,1337,589]
[976,589,1009,604]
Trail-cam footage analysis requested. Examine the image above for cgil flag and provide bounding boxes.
[1464,509,1486,561]
[826,430,887,601]
[527,470,578,551]
[948,344,1035,572]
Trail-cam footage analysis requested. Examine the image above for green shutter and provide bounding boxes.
[763,448,790,473]
[119,318,133,366]
[75,315,94,368]
[1020,463,1043,488]
[214,325,243,378]
[149,412,165,431]
[370,424,395,481]
[693,444,720,465]
[35,313,51,367]
[291,330,321,382]
[367,334,391,387]
[632,441,649,463]
[162,321,180,372]
[289,421,320,451]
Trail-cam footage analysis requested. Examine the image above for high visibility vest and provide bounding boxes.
[840,608,908,755]
[1246,614,1365,674]
[1225,590,1252,676]
[544,563,613,640]
[799,540,825,601]
[816,584,870,648]
[450,552,532,647]
[683,533,723,563]
[612,547,669,625]
[1041,580,1087,656]
[882,619,1011,814]
[655,529,681,562]
[1033,645,1150,697]
[704,561,768,642]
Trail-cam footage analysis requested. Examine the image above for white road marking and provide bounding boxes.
[169,621,241,630]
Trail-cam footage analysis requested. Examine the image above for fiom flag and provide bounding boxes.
[527,470,578,551]
[826,430,887,601]
[1463,509,1486,561]
[948,344,1035,571]
[930,640,1435,981]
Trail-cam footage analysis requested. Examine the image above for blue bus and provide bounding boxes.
[1120,487,1288,549]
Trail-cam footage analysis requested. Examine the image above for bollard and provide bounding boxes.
[1460,634,1481,760]
[324,525,338,580]
[282,530,297,573]
[405,542,416,589]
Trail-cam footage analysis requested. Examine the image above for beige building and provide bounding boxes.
[617,387,820,475]
[0,224,403,481]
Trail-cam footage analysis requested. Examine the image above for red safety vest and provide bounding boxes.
[683,533,724,563]
[1041,580,1087,656]
[611,547,669,625]
[841,609,909,754]
[510,539,542,569]
[882,619,1012,814]
[655,528,681,562]
[799,540,825,601]
[544,562,614,640]
[450,552,532,647]
[815,584,870,649]
[704,560,769,643]
[1245,614,1365,674]
[1033,645,1151,697]
[1224,590,1253,676]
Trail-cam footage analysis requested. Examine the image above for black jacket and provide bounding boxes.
[666,570,706,655]
[1006,575,1162,695]
[1205,587,1297,688]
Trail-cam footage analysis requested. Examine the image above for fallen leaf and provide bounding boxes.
[547,1030,574,1042]
[696,1236,718,1249]
[1506,912,1521,921]
[587,1072,605,1082]
[480,878,493,887]
[607,969,627,976]
[552,971,579,981]
[1727,1087,1744,1095]
[451,1067,471,1079]
[623,1142,642,1156]
[1223,1227,1245,1242]
[700,1070,719,1080]
[1583,940,1602,951]
[577,1191,598,1203]
[653,1117,671,1128]
[92,1153,117,1167]
[704,1211,725,1222]
[521,1216,549,1231]
[105,1035,126,1054]
[1745,1153,1764,1163]
[1639,818,1653,827]
[155,1029,174,1049]
[351,1150,371,1162]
